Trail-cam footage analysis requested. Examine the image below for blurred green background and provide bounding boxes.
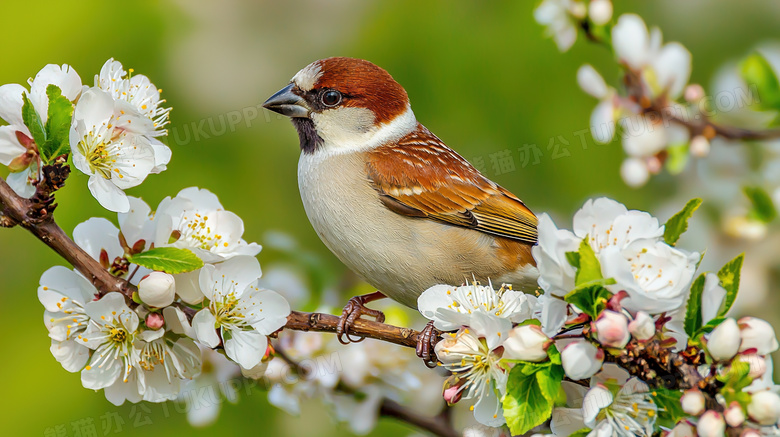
[2,1,780,435]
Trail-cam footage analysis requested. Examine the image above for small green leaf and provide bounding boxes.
[663,198,703,246]
[651,388,686,429]
[695,317,727,337]
[665,143,689,175]
[741,52,780,111]
[684,273,706,337]
[503,363,562,436]
[743,186,777,223]
[575,238,603,286]
[547,344,562,365]
[569,430,592,437]
[21,93,46,148]
[127,247,204,274]
[565,251,580,269]
[40,84,73,163]
[717,253,744,318]
[718,359,753,409]
[564,280,615,319]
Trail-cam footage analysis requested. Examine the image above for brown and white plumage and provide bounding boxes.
[263,57,539,309]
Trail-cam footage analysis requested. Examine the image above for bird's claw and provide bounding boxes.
[336,292,386,344]
[416,320,441,368]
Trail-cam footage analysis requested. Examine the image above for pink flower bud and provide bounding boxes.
[706,318,741,362]
[681,389,705,416]
[684,84,705,102]
[502,325,550,362]
[561,341,604,380]
[738,317,780,355]
[748,390,780,426]
[442,382,464,405]
[696,411,725,437]
[724,402,745,427]
[138,272,176,308]
[145,312,165,330]
[628,311,655,341]
[593,310,630,348]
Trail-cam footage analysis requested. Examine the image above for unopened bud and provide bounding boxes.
[628,311,655,341]
[689,135,710,158]
[561,341,604,380]
[707,318,741,361]
[588,0,613,25]
[680,389,705,416]
[684,84,705,102]
[724,402,746,427]
[747,390,780,426]
[696,411,725,437]
[138,271,176,308]
[668,420,695,437]
[738,317,780,355]
[502,325,551,362]
[145,312,165,330]
[593,310,630,348]
[443,381,464,405]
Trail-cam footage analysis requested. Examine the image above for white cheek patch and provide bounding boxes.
[311,105,417,155]
[291,62,323,92]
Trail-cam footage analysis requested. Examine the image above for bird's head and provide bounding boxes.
[263,57,418,155]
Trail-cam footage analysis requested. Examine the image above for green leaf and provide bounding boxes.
[718,359,753,409]
[21,92,46,149]
[127,247,204,274]
[569,430,592,437]
[564,280,615,319]
[684,273,706,337]
[695,317,727,337]
[547,344,562,365]
[663,198,703,246]
[40,85,74,163]
[665,143,689,175]
[575,238,602,285]
[565,251,580,269]
[743,186,777,223]
[716,253,744,318]
[651,388,686,429]
[503,363,562,436]
[741,52,780,111]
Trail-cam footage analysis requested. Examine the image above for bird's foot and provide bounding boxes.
[416,320,442,368]
[336,291,386,344]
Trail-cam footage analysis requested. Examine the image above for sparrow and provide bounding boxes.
[263,57,538,362]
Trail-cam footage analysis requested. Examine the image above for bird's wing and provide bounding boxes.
[366,125,538,244]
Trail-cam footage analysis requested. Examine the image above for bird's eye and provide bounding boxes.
[321,90,342,107]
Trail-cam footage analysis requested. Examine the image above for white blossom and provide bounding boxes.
[582,378,657,436]
[192,256,289,370]
[71,88,156,212]
[620,157,650,187]
[39,266,96,372]
[534,0,586,52]
[0,64,82,196]
[435,328,507,427]
[725,402,746,427]
[418,281,536,349]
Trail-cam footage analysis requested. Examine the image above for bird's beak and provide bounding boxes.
[262,83,311,118]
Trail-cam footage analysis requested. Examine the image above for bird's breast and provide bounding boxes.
[297,150,538,307]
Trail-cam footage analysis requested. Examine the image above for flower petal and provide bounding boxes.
[224,329,267,370]
[73,217,122,261]
[192,309,220,348]
[0,84,26,128]
[88,175,130,213]
[0,125,25,165]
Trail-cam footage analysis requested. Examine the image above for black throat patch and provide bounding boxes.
[291,118,322,154]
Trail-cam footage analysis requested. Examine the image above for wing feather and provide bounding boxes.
[366,124,538,244]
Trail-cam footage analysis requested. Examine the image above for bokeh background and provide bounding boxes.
[2,1,780,435]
